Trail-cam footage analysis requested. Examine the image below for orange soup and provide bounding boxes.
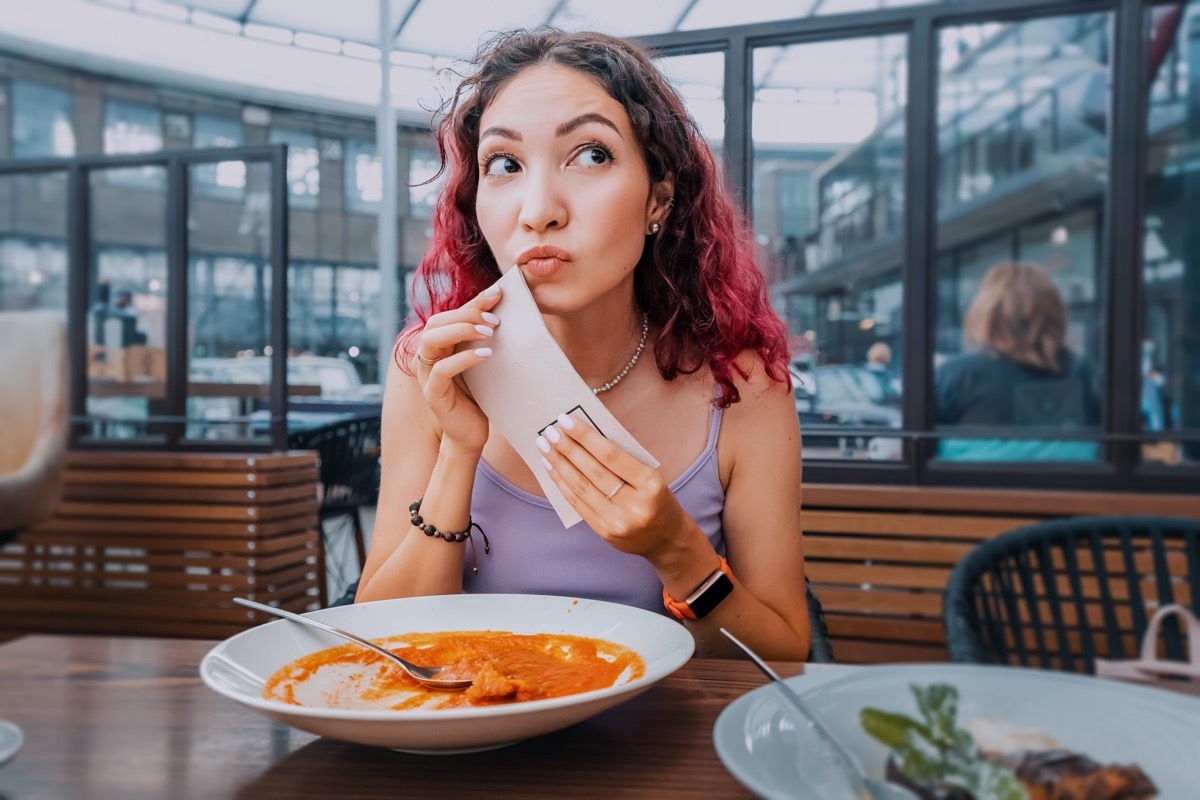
[263,630,645,710]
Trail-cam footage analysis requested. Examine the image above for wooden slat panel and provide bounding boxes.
[804,484,1200,517]
[65,451,317,471]
[825,614,946,644]
[64,465,318,488]
[5,529,318,555]
[812,585,942,617]
[14,448,324,639]
[32,514,313,538]
[51,499,319,522]
[803,511,1036,539]
[805,535,973,564]
[64,483,318,505]
[829,639,948,664]
[808,562,950,590]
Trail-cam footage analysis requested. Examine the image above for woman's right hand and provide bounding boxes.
[413,285,502,454]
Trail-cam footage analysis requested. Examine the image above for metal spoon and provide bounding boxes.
[234,597,474,691]
[720,628,915,800]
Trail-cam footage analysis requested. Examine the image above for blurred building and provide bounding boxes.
[0,0,1195,492]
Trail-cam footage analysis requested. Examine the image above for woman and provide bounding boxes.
[936,261,1101,461]
[357,29,810,660]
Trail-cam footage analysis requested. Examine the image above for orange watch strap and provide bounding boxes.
[663,556,731,621]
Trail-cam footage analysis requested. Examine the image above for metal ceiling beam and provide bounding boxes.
[392,0,424,41]
[238,0,259,25]
[672,0,700,32]
[543,0,569,27]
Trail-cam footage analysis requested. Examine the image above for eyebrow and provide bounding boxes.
[478,113,622,146]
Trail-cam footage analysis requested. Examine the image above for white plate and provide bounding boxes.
[713,664,1200,799]
[201,593,694,754]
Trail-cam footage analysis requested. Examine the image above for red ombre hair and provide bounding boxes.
[399,29,789,407]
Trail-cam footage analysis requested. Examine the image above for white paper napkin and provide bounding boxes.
[462,268,659,527]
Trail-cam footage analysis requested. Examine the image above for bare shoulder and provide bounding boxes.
[717,351,800,481]
[723,351,796,420]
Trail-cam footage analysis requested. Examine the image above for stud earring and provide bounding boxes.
[649,222,661,235]
[665,197,675,207]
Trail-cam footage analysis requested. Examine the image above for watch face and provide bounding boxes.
[687,571,734,619]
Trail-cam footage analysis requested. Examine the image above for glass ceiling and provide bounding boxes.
[0,0,926,125]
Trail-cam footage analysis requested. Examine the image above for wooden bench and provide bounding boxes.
[802,484,1200,663]
[0,451,323,639]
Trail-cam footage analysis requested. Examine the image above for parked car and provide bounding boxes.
[793,365,902,456]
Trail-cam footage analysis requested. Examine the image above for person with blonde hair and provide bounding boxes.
[936,261,1100,461]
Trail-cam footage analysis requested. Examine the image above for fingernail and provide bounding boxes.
[540,456,552,471]
[556,413,575,430]
[474,324,494,337]
[543,426,561,445]
[474,347,493,357]
[483,285,499,297]
[535,436,551,454]
[481,311,500,325]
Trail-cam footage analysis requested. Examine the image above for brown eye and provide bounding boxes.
[483,155,520,176]
[572,146,611,167]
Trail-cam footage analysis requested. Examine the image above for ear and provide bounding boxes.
[646,176,676,226]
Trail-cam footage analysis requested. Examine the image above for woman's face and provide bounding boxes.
[474,65,666,314]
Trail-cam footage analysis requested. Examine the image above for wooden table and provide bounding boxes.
[1,636,1197,799]
[0,635,809,799]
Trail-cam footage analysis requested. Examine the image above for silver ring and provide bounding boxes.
[416,352,439,368]
[605,480,626,501]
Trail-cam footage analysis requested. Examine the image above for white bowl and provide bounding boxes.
[201,594,694,754]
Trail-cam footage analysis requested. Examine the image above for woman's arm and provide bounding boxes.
[356,288,504,602]
[669,360,810,660]
[354,359,481,601]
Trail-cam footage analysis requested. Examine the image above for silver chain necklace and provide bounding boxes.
[592,312,649,396]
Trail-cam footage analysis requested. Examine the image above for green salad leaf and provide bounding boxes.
[859,684,1027,800]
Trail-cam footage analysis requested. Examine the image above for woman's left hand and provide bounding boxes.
[535,413,691,561]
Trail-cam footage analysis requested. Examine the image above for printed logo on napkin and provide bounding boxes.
[462,268,659,527]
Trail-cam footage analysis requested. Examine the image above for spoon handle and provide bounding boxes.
[233,597,411,669]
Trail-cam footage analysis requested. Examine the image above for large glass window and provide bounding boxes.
[656,51,725,154]
[103,99,164,187]
[1142,0,1200,467]
[193,114,246,198]
[344,138,382,214]
[0,237,67,311]
[12,81,75,158]
[408,146,443,221]
[753,35,907,460]
[933,13,1111,463]
[269,128,320,209]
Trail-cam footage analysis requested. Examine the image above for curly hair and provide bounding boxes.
[400,28,789,407]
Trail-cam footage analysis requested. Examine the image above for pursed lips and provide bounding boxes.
[517,245,572,278]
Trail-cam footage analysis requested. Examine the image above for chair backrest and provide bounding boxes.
[288,415,382,513]
[944,515,1200,673]
[805,579,836,663]
[0,311,69,536]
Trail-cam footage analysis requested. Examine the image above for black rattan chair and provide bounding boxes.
[805,579,835,663]
[289,415,382,595]
[943,515,1200,673]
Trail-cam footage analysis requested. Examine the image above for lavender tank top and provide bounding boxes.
[462,407,726,615]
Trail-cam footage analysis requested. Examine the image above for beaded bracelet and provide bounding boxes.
[409,498,490,574]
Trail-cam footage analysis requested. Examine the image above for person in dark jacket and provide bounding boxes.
[936,261,1100,461]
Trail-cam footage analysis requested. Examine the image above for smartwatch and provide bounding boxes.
[663,557,734,621]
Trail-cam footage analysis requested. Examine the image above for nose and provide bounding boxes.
[517,168,567,233]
